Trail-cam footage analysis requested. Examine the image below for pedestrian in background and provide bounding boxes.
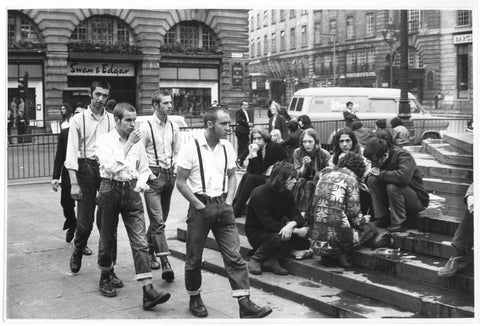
[51,106,86,243]
[95,102,171,309]
[64,80,119,282]
[391,117,410,146]
[105,99,117,114]
[270,129,283,143]
[343,101,358,129]
[297,115,312,130]
[268,101,288,139]
[140,90,180,281]
[176,108,272,318]
[235,100,253,168]
[280,119,301,163]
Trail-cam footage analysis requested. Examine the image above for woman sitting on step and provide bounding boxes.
[310,152,377,267]
[246,162,311,275]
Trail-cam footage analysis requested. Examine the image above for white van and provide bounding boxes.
[287,87,449,144]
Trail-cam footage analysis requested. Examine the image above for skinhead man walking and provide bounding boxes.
[176,108,272,319]
[96,102,170,309]
[64,80,121,288]
[140,90,180,282]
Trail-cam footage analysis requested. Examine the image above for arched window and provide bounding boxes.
[71,15,134,45]
[393,47,423,68]
[8,11,41,45]
[163,21,219,51]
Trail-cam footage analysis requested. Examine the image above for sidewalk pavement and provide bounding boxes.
[5,181,327,320]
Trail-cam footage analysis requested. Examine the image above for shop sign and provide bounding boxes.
[232,63,244,89]
[346,71,376,78]
[453,33,472,44]
[231,52,244,58]
[68,62,135,77]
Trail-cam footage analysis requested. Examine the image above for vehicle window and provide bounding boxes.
[289,98,298,111]
[369,99,397,114]
[409,99,422,113]
[296,98,304,112]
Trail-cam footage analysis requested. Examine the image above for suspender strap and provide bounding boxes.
[222,145,227,193]
[147,121,160,166]
[170,120,174,169]
[194,139,206,194]
[82,112,86,159]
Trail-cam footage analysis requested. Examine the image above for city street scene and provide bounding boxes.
[5,5,477,322]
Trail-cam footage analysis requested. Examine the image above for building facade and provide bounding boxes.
[7,9,250,130]
[247,9,473,112]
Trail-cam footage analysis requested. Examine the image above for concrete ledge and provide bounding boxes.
[443,133,473,154]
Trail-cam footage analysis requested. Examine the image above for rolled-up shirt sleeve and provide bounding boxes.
[64,116,81,171]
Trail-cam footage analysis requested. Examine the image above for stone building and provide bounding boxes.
[7,9,249,130]
[247,9,473,113]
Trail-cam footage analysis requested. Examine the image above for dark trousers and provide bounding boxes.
[97,179,152,280]
[236,132,249,163]
[185,197,250,297]
[452,210,473,254]
[74,160,117,262]
[367,175,426,226]
[144,168,176,256]
[233,173,268,217]
[60,171,76,230]
[252,234,310,262]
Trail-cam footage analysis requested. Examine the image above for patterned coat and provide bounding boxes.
[310,166,366,256]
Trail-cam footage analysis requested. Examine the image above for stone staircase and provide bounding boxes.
[169,133,474,318]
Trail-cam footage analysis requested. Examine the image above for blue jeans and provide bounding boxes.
[144,168,176,256]
[97,179,152,280]
[452,210,473,254]
[367,175,426,226]
[185,195,250,297]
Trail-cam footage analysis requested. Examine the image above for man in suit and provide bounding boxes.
[235,100,253,167]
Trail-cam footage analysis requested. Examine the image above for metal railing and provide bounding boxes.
[7,118,471,180]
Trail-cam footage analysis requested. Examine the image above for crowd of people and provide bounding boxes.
[49,87,473,318]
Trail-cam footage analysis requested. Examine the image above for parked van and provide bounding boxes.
[287,87,449,144]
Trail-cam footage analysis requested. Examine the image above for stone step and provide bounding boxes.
[443,133,473,155]
[234,219,472,294]
[423,178,470,197]
[421,140,473,167]
[176,228,474,317]
[415,210,463,237]
[167,239,417,318]
[410,151,473,183]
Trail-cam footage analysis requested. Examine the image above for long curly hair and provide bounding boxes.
[331,128,361,165]
[268,161,297,190]
[337,151,366,179]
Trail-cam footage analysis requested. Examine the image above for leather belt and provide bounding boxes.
[195,193,226,204]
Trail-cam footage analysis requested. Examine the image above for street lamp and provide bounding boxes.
[381,21,399,88]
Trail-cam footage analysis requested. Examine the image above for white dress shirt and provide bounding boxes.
[64,107,114,171]
[177,134,236,197]
[96,128,151,190]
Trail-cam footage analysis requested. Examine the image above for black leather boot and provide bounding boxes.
[109,268,124,288]
[99,272,117,297]
[189,294,208,317]
[150,247,160,270]
[160,256,174,282]
[70,248,83,273]
[143,283,170,310]
[238,296,272,318]
[262,258,288,275]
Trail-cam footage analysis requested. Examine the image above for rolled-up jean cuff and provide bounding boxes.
[187,288,202,296]
[232,289,250,297]
[98,264,114,272]
[135,272,153,281]
[157,251,171,257]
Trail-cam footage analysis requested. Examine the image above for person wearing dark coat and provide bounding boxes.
[280,120,301,162]
[233,127,287,218]
[267,101,288,139]
[235,100,253,167]
[297,115,312,130]
[364,138,429,232]
[343,101,358,128]
[246,162,310,275]
[351,121,374,147]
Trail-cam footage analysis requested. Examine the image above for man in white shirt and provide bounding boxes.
[140,90,180,281]
[176,108,272,319]
[96,102,170,309]
[64,80,120,288]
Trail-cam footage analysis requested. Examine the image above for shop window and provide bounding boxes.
[8,11,41,45]
[393,47,422,68]
[72,15,133,45]
[457,44,470,98]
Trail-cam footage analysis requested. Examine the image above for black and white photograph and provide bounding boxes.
[3,0,479,323]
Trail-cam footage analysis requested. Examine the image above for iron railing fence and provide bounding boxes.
[7,118,471,180]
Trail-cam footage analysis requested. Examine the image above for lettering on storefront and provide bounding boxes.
[346,72,376,78]
[68,62,135,77]
[336,42,375,52]
[453,33,472,44]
